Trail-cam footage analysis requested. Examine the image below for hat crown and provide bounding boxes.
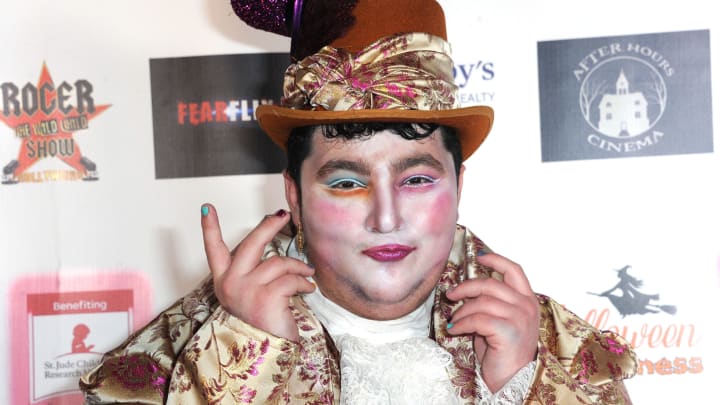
[328,0,447,54]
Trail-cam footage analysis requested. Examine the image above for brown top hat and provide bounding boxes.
[232,0,493,161]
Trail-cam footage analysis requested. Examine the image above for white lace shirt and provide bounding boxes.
[303,283,536,404]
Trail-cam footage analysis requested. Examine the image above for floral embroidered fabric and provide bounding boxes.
[283,33,459,112]
[80,225,638,404]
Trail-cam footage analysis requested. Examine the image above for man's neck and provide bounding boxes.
[303,286,435,344]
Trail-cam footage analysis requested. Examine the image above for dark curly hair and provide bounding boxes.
[285,122,462,192]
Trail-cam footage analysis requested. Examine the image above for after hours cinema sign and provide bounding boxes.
[538,30,713,162]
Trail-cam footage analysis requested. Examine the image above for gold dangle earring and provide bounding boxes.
[295,218,305,255]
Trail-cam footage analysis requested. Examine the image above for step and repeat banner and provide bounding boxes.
[1,0,717,403]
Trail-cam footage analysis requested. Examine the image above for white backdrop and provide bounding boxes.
[1,0,718,403]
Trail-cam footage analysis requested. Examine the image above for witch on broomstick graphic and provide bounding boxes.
[589,265,677,317]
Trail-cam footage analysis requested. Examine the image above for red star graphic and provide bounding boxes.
[0,63,110,180]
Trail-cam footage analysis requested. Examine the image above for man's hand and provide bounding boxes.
[201,204,316,341]
[445,253,539,392]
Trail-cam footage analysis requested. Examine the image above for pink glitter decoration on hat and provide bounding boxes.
[230,0,291,37]
[229,0,359,61]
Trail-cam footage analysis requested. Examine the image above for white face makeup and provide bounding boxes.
[285,128,463,320]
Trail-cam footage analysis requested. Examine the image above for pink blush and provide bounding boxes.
[408,191,455,230]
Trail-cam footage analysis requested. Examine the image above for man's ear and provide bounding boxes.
[283,170,301,224]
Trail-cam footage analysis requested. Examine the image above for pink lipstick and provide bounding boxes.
[362,244,415,262]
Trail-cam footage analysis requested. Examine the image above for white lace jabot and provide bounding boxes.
[291,238,535,404]
[304,287,461,405]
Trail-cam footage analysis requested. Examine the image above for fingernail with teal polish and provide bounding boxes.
[201,205,209,217]
[447,323,454,329]
[477,249,486,257]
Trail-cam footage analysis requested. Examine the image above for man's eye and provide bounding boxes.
[328,179,365,189]
[403,175,435,186]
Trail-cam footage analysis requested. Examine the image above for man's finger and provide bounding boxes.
[447,312,500,336]
[476,253,534,296]
[231,209,292,274]
[446,278,520,304]
[450,294,516,323]
[267,274,317,298]
[250,256,315,285]
[201,203,231,278]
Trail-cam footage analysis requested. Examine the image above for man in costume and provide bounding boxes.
[80,0,637,403]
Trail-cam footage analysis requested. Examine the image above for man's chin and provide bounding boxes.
[352,286,431,320]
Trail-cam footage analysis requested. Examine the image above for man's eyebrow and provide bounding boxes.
[316,159,371,178]
[392,153,446,174]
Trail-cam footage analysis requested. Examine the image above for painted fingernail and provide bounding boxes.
[477,249,486,257]
[201,205,210,217]
[447,323,454,329]
[275,209,287,217]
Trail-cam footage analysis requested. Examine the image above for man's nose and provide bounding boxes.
[365,184,401,233]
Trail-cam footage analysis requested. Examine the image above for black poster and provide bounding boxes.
[150,53,289,178]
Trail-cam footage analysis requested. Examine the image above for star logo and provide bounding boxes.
[0,63,110,184]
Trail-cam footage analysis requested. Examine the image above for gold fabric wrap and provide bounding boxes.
[80,225,637,404]
[282,33,460,112]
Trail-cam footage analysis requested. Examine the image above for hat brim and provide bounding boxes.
[256,104,494,161]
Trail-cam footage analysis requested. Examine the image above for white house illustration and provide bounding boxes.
[597,70,649,137]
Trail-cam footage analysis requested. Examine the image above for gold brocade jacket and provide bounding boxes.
[80,225,637,404]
